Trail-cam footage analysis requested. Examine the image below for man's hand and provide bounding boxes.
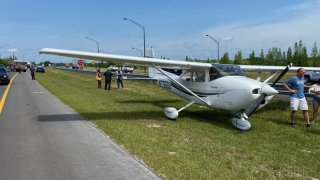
[290,89,297,94]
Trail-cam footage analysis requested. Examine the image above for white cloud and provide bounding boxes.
[8,48,18,52]
[202,0,320,58]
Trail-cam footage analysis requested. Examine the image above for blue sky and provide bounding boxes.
[0,0,320,63]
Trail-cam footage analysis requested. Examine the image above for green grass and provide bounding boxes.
[245,71,295,82]
[37,68,320,179]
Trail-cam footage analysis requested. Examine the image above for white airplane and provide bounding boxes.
[39,48,320,130]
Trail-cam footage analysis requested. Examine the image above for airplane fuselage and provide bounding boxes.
[158,75,274,113]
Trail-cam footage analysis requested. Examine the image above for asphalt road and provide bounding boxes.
[0,71,160,180]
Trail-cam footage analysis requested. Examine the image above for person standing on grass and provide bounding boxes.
[309,78,320,125]
[95,69,102,89]
[116,69,124,89]
[282,68,311,129]
[104,68,113,90]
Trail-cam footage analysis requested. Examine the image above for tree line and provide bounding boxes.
[187,40,320,67]
[2,40,319,67]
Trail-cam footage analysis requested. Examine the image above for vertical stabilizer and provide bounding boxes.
[146,47,156,58]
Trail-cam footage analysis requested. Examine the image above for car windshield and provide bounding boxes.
[0,68,7,73]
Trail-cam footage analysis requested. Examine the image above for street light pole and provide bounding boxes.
[85,36,101,69]
[132,47,143,57]
[123,18,146,57]
[205,35,220,63]
[85,36,100,53]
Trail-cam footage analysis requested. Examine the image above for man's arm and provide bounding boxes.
[282,83,297,94]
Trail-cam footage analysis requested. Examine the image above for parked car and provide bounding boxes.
[36,66,45,73]
[0,67,10,85]
[121,64,134,73]
[108,65,118,71]
[304,71,320,83]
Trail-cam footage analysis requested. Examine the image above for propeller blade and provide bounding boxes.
[272,63,292,86]
[245,94,267,116]
[263,72,278,84]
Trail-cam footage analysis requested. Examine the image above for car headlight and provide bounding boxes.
[4,75,7,78]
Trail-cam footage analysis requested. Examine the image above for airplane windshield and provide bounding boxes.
[209,64,244,81]
[212,64,244,76]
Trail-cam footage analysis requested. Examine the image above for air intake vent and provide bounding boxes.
[252,88,260,94]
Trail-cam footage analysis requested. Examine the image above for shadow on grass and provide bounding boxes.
[117,99,182,109]
[37,109,236,130]
[309,129,320,135]
[40,99,282,131]
[119,99,235,130]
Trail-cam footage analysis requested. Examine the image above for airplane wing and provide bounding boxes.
[240,64,320,72]
[39,48,212,70]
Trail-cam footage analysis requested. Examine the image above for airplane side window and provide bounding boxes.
[181,71,192,81]
[181,70,205,82]
[195,71,205,82]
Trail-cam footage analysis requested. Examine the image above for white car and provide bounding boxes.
[108,65,118,71]
[121,64,134,73]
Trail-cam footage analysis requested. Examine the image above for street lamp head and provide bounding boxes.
[123,18,127,20]
[205,34,209,36]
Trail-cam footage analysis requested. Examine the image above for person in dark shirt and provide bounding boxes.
[104,69,113,90]
[30,66,35,80]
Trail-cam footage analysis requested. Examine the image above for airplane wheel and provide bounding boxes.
[231,117,251,131]
[164,107,178,120]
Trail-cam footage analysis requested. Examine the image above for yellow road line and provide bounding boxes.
[0,73,18,113]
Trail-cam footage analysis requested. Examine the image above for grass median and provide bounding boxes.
[37,68,320,179]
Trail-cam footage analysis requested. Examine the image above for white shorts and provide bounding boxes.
[290,97,308,111]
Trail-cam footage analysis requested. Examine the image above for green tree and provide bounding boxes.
[287,47,293,64]
[293,42,299,66]
[220,52,230,64]
[249,51,256,65]
[43,61,51,67]
[234,51,242,64]
[293,40,308,66]
[311,42,318,66]
[266,48,274,65]
[259,49,265,65]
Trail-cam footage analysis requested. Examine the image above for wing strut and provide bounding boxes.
[152,65,210,106]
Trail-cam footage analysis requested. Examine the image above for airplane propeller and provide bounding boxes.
[272,63,292,87]
[244,63,292,117]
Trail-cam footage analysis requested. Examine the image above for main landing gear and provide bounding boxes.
[164,101,195,120]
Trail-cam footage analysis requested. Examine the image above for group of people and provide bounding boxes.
[282,68,319,129]
[95,68,124,90]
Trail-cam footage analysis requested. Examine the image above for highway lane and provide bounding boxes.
[0,71,160,180]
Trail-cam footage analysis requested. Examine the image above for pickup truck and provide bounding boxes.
[304,71,320,83]
[108,65,118,71]
[121,65,134,73]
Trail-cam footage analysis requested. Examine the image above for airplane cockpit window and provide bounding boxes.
[209,67,222,81]
[209,64,245,81]
[181,70,206,82]
[181,71,192,81]
[212,64,245,76]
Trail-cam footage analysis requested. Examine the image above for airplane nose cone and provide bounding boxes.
[261,85,278,96]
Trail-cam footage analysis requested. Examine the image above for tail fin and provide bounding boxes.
[148,67,162,78]
[145,47,156,58]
